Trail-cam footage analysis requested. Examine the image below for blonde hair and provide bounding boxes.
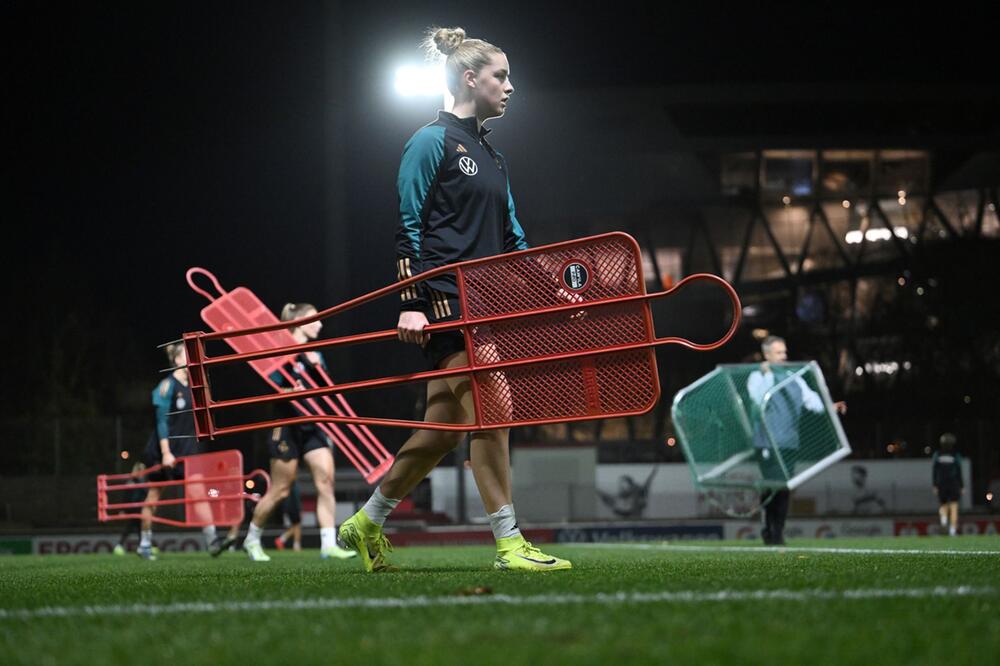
[164,343,184,365]
[280,302,316,330]
[423,26,504,96]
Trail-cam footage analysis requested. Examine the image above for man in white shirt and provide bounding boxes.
[746,336,846,545]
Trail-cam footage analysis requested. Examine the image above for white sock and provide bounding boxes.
[140,530,152,548]
[362,487,401,527]
[488,504,521,541]
[202,525,217,548]
[245,522,264,545]
[320,527,337,551]
[949,525,957,536]
[940,513,948,527]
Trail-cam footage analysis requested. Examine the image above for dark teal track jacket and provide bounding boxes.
[394,111,528,313]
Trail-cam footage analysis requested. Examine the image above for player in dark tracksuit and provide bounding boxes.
[394,108,528,368]
[138,343,229,559]
[143,370,201,478]
[933,432,964,536]
[340,27,571,573]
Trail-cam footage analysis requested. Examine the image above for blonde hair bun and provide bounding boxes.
[431,27,466,56]
[422,26,503,96]
[280,302,316,323]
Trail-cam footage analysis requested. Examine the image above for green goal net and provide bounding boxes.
[672,362,850,494]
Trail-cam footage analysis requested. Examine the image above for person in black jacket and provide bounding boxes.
[340,26,570,573]
[933,432,964,536]
[139,343,231,559]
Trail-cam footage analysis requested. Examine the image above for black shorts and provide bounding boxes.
[421,291,466,369]
[142,434,201,482]
[423,331,466,369]
[144,464,184,484]
[937,484,961,504]
[268,426,330,462]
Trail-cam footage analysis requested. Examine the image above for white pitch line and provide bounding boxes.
[567,543,1000,556]
[0,586,994,621]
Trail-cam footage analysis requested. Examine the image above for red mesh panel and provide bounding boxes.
[200,287,297,376]
[594,349,658,413]
[464,236,656,427]
[462,236,642,320]
[476,349,658,426]
[183,451,245,525]
[471,301,650,366]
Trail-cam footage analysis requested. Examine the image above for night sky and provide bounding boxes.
[6,1,997,423]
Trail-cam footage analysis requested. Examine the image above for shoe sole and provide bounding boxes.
[495,559,572,572]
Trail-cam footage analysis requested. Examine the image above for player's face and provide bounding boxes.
[764,341,787,363]
[473,53,513,120]
[173,347,187,368]
[300,308,322,340]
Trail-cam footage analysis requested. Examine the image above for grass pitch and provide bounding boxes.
[1,537,998,665]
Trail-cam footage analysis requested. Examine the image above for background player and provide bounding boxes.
[933,432,964,536]
[241,303,356,561]
[139,343,233,559]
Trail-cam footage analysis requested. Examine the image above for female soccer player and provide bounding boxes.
[140,343,231,559]
[339,27,571,572]
[242,303,356,561]
[933,432,964,536]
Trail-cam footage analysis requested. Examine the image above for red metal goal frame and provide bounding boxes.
[178,232,741,439]
[97,450,271,527]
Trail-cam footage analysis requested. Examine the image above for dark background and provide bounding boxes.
[4,2,998,490]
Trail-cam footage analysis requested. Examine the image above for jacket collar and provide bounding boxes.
[438,110,492,140]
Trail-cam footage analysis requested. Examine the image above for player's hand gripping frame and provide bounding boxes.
[176,232,742,438]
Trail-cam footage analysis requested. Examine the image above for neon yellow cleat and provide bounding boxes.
[494,535,572,572]
[243,541,271,562]
[338,510,394,572]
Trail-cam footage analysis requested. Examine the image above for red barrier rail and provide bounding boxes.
[97,450,270,527]
[176,232,741,439]
[185,268,393,483]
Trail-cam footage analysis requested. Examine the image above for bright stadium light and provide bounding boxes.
[845,226,909,244]
[394,63,447,97]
